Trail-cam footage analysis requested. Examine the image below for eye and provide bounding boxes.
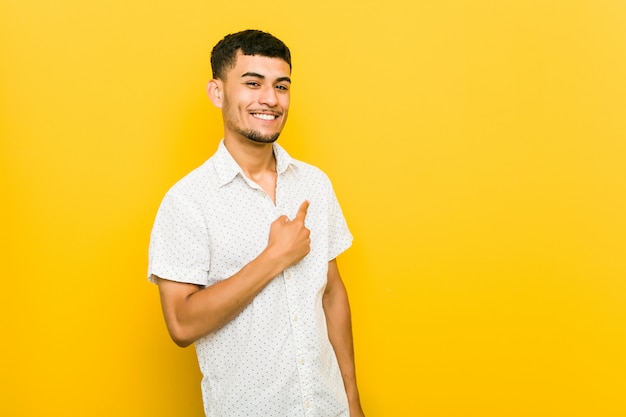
[276,84,289,91]
[246,81,261,88]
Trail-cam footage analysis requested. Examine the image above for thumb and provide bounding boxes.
[295,200,310,221]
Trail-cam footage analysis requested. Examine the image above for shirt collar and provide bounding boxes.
[212,139,296,187]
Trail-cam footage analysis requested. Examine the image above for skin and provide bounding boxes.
[154,51,364,416]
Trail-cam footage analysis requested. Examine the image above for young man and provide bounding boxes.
[148,30,364,417]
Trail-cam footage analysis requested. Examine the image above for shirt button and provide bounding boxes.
[293,315,299,322]
[285,271,293,280]
[299,357,305,365]
[304,401,310,408]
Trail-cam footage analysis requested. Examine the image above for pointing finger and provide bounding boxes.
[295,200,310,221]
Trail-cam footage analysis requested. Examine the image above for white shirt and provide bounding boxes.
[148,140,353,417]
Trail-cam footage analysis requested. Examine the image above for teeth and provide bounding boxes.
[253,113,277,120]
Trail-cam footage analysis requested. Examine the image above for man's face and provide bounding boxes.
[219,52,291,144]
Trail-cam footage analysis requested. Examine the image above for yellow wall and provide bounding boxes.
[2,1,626,416]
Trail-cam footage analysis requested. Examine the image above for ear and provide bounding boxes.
[207,79,223,109]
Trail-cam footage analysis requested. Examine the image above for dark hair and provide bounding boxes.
[210,29,292,80]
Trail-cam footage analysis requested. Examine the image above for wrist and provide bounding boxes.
[348,398,365,417]
[258,246,289,277]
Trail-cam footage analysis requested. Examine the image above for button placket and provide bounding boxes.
[282,267,315,409]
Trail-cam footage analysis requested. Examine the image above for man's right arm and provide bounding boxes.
[154,201,310,347]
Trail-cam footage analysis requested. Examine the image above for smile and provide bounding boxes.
[251,113,279,121]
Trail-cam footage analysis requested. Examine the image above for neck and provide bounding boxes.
[223,136,276,177]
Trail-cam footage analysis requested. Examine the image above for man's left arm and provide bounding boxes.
[323,259,365,417]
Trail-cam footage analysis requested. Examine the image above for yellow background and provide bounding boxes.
[2,0,625,416]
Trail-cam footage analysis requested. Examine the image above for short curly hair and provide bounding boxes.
[210,29,292,80]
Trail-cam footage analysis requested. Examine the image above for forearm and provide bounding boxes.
[158,248,287,346]
[323,263,363,413]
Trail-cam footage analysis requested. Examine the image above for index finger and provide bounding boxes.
[295,200,310,221]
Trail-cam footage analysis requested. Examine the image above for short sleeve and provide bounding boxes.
[326,181,353,261]
[147,192,210,286]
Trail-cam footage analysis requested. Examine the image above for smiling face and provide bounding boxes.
[213,52,291,145]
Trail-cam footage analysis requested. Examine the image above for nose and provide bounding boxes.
[259,85,278,107]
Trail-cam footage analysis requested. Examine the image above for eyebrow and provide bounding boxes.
[241,72,291,84]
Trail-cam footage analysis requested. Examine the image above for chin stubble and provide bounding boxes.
[240,129,281,144]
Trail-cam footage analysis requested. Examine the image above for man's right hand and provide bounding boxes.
[266,200,311,269]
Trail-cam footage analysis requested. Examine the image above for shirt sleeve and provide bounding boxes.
[326,180,353,261]
[147,191,210,286]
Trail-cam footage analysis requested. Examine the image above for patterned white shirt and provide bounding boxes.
[148,140,353,417]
